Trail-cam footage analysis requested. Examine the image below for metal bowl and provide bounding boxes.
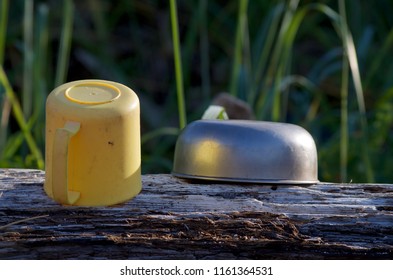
[172,120,318,184]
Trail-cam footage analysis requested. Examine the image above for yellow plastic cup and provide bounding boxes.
[44,79,141,206]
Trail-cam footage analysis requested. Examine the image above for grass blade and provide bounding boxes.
[339,0,374,182]
[230,0,249,97]
[199,0,210,103]
[0,0,9,154]
[88,0,108,45]
[30,3,49,150]
[364,27,393,88]
[2,131,24,160]
[255,0,300,120]
[0,0,8,65]
[250,2,284,106]
[55,0,74,87]
[339,44,349,182]
[181,0,203,93]
[169,0,187,129]
[338,0,349,182]
[23,0,34,119]
[0,98,11,157]
[34,3,49,111]
[0,65,44,169]
[0,215,49,230]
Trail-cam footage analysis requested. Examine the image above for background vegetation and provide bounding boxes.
[1,0,393,183]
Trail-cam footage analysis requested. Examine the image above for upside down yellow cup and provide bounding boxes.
[44,79,141,206]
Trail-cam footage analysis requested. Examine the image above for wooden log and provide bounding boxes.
[0,168,392,259]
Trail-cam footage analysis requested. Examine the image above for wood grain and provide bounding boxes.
[1,169,392,259]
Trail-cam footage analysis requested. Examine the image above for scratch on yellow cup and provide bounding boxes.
[44,80,141,206]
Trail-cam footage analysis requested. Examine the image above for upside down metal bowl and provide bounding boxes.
[172,120,318,184]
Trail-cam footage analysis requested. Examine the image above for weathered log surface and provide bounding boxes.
[0,168,392,259]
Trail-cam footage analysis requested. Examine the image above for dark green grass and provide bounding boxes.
[1,0,393,183]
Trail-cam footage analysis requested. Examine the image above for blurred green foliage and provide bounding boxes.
[1,0,393,183]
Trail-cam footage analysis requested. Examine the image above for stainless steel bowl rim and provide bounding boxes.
[172,171,319,184]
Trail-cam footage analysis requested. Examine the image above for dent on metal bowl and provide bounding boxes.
[172,120,318,184]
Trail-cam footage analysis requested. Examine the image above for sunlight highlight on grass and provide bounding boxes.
[169,0,187,130]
